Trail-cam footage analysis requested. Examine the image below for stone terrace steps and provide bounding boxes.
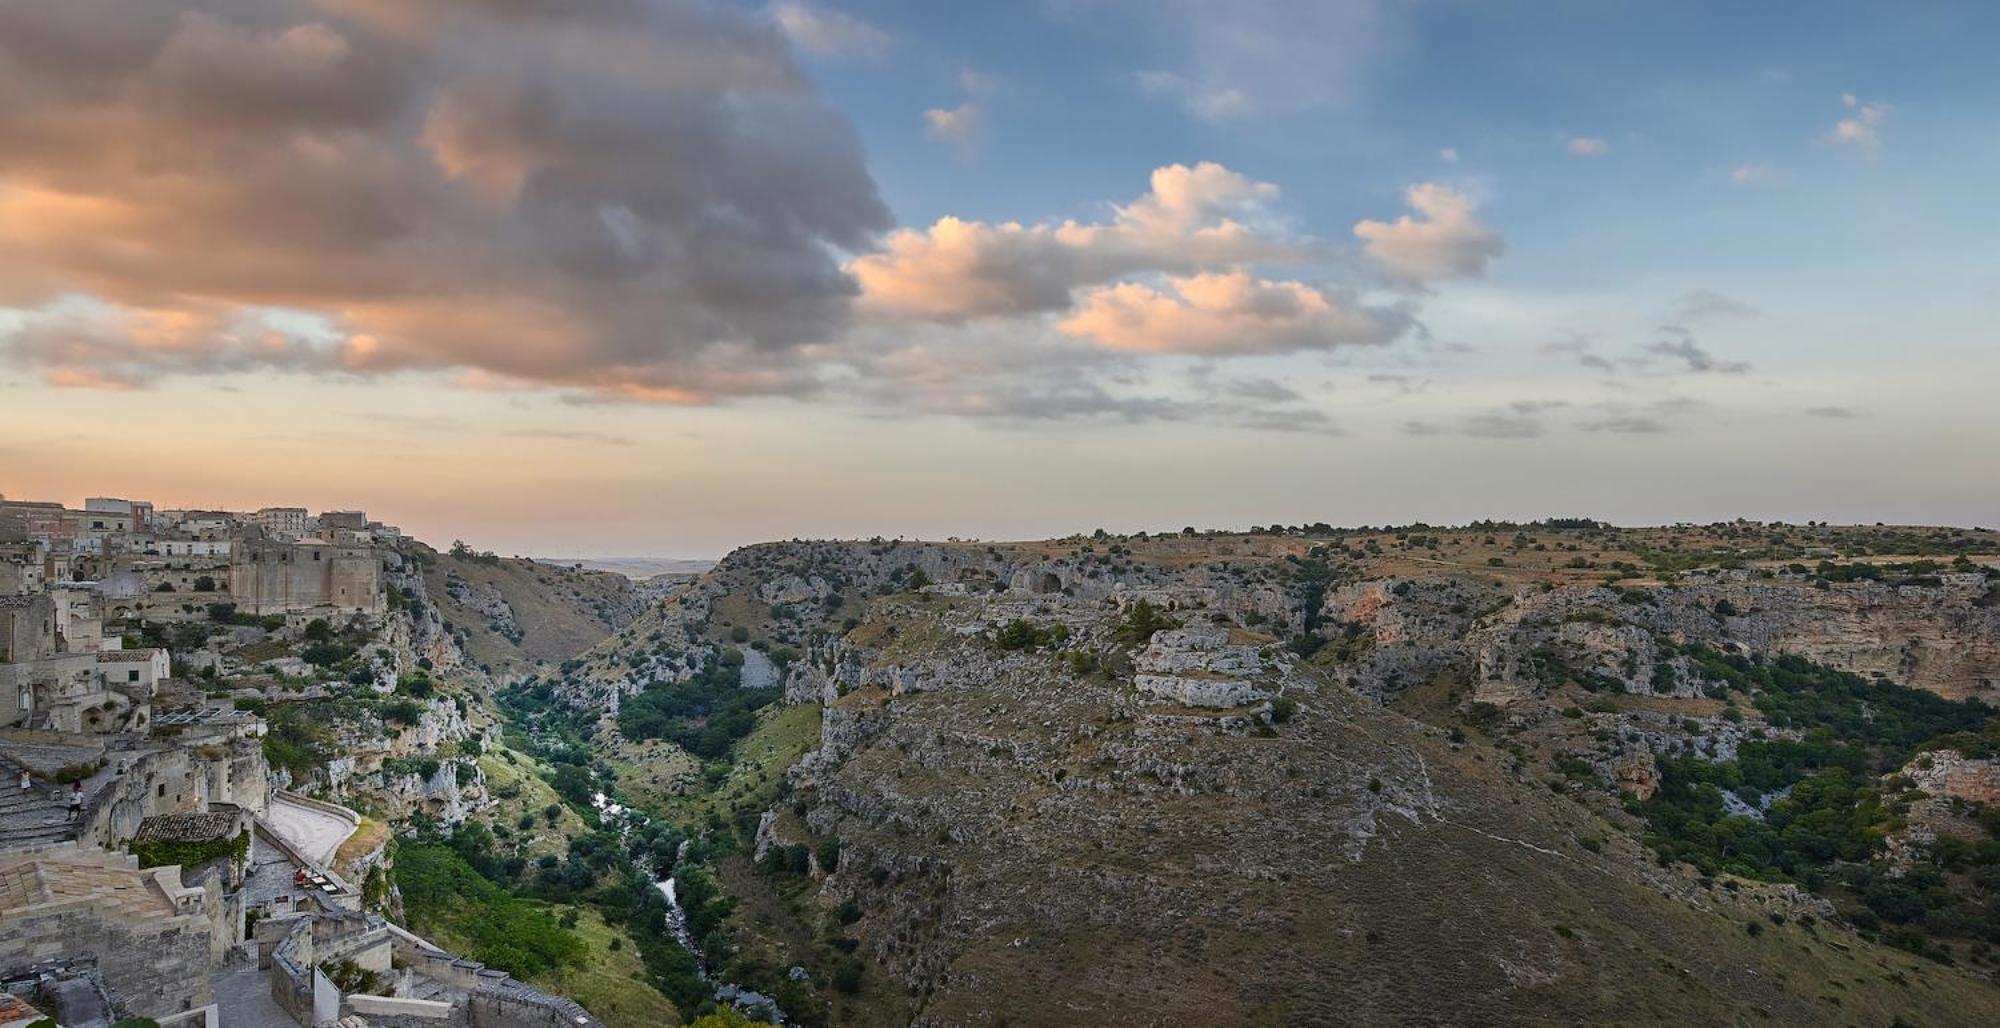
[0,753,84,849]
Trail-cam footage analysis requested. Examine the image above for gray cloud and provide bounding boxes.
[506,428,638,446]
[1540,333,1615,372]
[1579,416,1669,434]
[1669,289,1760,322]
[1221,377,1303,403]
[0,0,891,400]
[1643,329,1750,374]
[1403,414,1542,439]
[1805,405,1860,419]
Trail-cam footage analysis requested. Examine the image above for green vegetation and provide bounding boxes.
[618,658,781,761]
[130,830,249,872]
[1112,598,1178,647]
[1635,650,1997,960]
[394,834,587,977]
[262,704,338,781]
[992,619,1068,651]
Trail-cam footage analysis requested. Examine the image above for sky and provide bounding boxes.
[1,1,1996,557]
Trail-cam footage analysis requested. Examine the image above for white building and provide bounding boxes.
[158,538,232,558]
[251,507,309,541]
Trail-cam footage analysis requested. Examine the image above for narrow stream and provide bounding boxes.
[595,794,788,1023]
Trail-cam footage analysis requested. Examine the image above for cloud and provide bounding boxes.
[1566,136,1609,158]
[1643,329,1750,374]
[1828,93,1890,155]
[1058,271,1410,355]
[1219,376,1303,403]
[1731,164,1782,186]
[1134,70,1253,122]
[1367,373,1431,395]
[958,68,1001,95]
[1805,405,1860,419]
[0,0,891,400]
[505,428,637,447]
[1231,407,1341,435]
[1439,147,1460,165]
[1110,0,1408,121]
[1403,414,1543,439]
[1538,333,1615,371]
[1669,289,1760,322]
[923,103,984,157]
[850,162,1298,322]
[1353,184,1504,286]
[770,2,892,59]
[1579,416,1668,434]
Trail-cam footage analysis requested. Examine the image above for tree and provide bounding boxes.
[1113,599,1177,647]
[192,575,216,592]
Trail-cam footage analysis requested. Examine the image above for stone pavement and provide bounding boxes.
[262,795,355,867]
[212,957,294,1027]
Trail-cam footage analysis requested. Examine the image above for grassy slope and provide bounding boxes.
[478,742,598,859]
[534,905,685,1028]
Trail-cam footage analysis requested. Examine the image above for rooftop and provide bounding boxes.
[0,853,177,921]
[133,811,239,844]
[96,649,163,663]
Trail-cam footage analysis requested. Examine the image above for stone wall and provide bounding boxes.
[0,847,215,1021]
[81,738,268,849]
[231,541,384,615]
[386,926,604,1028]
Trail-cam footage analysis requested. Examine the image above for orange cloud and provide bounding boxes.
[1352,183,1504,285]
[1059,271,1407,355]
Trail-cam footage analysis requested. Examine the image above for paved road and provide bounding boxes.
[263,794,356,868]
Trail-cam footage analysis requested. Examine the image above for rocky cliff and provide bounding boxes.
[564,523,2000,1025]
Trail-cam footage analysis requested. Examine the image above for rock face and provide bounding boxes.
[1132,624,1276,708]
[1472,572,2000,704]
[1906,749,2000,807]
[740,581,1998,1026]
[1886,748,2000,873]
[444,570,520,643]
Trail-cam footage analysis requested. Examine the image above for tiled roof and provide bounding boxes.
[134,811,239,843]
[97,649,162,662]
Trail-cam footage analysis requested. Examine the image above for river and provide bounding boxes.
[594,794,789,1023]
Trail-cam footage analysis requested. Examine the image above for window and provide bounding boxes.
[17,687,29,712]
[157,784,166,798]
[128,670,140,683]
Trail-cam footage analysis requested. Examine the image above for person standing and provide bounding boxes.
[67,783,83,821]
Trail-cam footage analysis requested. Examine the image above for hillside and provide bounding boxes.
[493,521,2000,1025]
[412,540,648,675]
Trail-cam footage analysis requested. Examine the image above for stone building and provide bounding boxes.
[0,843,221,1022]
[230,540,383,615]
[315,510,368,532]
[250,508,309,542]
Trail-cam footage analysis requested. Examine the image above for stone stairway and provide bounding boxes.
[0,753,81,849]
